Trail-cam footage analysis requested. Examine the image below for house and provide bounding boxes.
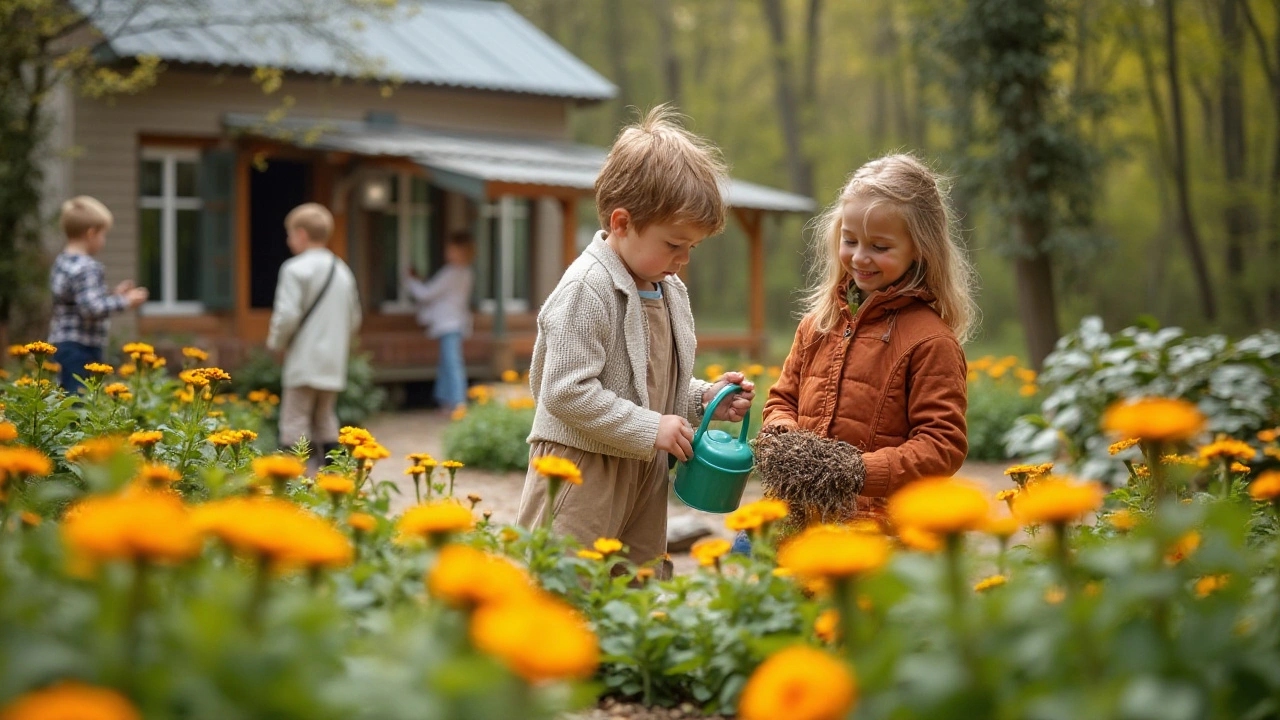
[45,0,814,383]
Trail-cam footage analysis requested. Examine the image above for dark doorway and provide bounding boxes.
[249,159,312,308]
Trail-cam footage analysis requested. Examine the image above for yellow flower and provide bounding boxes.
[41,361,61,373]
[1102,397,1206,443]
[193,497,352,569]
[1109,438,1141,455]
[746,363,765,377]
[501,369,519,383]
[470,593,599,682]
[995,489,1018,503]
[1249,471,1280,501]
[23,341,56,356]
[141,353,165,369]
[1165,531,1201,564]
[704,363,724,381]
[192,367,231,383]
[20,511,41,527]
[397,501,474,540]
[65,436,124,464]
[0,422,16,443]
[887,477,990,535]
[532,455,582,484]
[981,515,1020,538]
[348,512,377,532]
[7,344,26,357]
[897,525,942,553]
[128,430,163,447]
[1019,384,1038,397]
[122,342,154,356]
[407,452,434,464]
[738,645,857,720]
[725,498,790,532]
[442,460,464,470]
[83,362,114,375]
[136,463,181,487]
[973,574,1007,592]
[690,538,732,567]
[507,396,537,410]
[814,608,839,643]
[247,389,269,403]
[1231,462,1250,474]
[317,474,356,495]
[1014,367,1037,384]
[1198,438,1255,463]
[988,364,1008,379]
[338,426,374,448]
[1258,428,1278,443]
[181,346,209,361]
[1194,574,1229,598]
[499,527,521,544]
[1012,477,1103,525]
[779,525,891,578]
[593,537,624,555]
[577,549,604,560]
[0,446,54,484]
[352,442,390,461]
[1044,586,1066,604]
[178,369,209,388]
[450,405,468,421]
[99,383,126,399]
[0,681,140,720]
[1004,463,1053,478]
[428,544,534,608]
[64,491,201,564]
[252,455,306,481]
[767,366,782,379]
[1107,509,1138,532]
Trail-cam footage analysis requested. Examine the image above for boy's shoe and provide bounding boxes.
[730,530,752,556]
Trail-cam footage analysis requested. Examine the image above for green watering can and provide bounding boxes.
[673,384,754,514]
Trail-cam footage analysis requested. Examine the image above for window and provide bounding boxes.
[139,148,203,314]
[476,196,532,314]
[377,173,434,312]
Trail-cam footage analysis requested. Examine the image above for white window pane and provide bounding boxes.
[175,161,199,198]
[512,208,531,302]
[140,160,163,197]
[410,212,431,276]
[139,208,163,297]
[176,209,200,301]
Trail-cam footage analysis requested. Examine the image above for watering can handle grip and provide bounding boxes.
[692,383,750,447]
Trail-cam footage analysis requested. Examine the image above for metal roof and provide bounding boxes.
[77,0,616,102]
[224,114,816,213]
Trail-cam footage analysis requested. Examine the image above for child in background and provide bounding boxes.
[47,196,148,393]
[760,153,976,524]
[516,106,754,576]
[405,231,475,416]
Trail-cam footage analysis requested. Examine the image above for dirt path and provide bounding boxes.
[363,410,1015,575]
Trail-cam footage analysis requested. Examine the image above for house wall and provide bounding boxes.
[64,67,572,339]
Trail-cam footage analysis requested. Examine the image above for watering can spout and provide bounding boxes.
[672,384,755,514]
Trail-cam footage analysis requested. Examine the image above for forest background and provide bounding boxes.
[507,0,1280,367]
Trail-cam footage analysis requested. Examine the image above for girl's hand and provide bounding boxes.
[703,372,756,422]
[656,414,695,461]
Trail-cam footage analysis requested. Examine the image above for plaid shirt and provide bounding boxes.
[47,252,127,349]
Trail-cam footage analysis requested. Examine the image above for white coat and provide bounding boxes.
[266,247,362,391]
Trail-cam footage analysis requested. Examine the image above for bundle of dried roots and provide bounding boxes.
[755,429,865,528]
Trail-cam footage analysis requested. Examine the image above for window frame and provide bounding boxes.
[378,171,433,314]
[476,195,531,315]
[138,146,204,316]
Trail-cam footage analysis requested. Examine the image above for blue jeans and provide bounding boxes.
[53,341,103,395]
[434,332,467,410]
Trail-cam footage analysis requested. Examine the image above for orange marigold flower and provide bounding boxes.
[122,342,154,356]
[738,645,857,720]
[982,515,1020,538]
[690,538,732,567]
[352,442,390,461]
[0,422,16,443]
[1102,397,1206,443]
[193,367,230,382]
[397,501,474,540]
[137,463,181,487]
[814,608,839,643]
[1231,461,1251,474]
[0,446,54,484]
[317,474,355,495]
[348,512,377,532]
[193,497,352,569]
[1012,477,1103,525]
[83,362,114,375]
[593,537,624,555]
[779,525,890,579]
[531,455,582,484]
[65,436,124,464]
[7,344,27,357]
[1248,471,1280,502]
[470,593,599,682]
[0,681,140,720]
[442,460,464,470]
[1165,531,1201,564]
[974,574,1007,592]
[501,369,519,383]
[63,491,201,564]
[103,383,130,398]
[577,549,604,560]
[181,346,209,361]
[1107,509,1138,531]
[1194,574,1229,598]
[128,430,164,447]
[725,498,789,532]
[1109,438,1141,455]
[427,544,534,609]
[23,341,56,356]
[406,452,434,463]
[338,426,374,447]
[888,477,990,535]
[1198,438,1255,463]
[177,369,209,388]
[897,525,942,553]
[252,455,305,481]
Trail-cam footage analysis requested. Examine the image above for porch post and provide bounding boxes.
[561,197,577,269]
[733,207,767,360]
[492,195,515,376]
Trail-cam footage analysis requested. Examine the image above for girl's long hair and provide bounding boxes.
[801,153,978,342]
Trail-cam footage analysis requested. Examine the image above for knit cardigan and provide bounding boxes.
[527,232,713,461]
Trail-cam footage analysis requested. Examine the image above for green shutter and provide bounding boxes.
[199,149,236,310]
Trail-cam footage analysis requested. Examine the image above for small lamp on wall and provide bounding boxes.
[361,175,391,211]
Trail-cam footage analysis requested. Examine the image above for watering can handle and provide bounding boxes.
[692,383,751,447]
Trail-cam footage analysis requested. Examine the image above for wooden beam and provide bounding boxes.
[487,180,592,201]
[733,208,767,360]
[234,147,252,337]
[561,197,578,269]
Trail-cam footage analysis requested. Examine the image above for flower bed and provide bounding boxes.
[3,339,1280,720]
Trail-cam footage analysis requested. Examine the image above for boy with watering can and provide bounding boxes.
[515,105,754,578]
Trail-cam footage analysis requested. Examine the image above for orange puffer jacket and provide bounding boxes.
[762,284,968,518]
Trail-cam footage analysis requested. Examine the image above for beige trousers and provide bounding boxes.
[278,386,340,449]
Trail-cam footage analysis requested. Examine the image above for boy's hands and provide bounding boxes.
[114,279,134,295]
[703,372,756,422]
[123,287,149,309]
[656,414,695,462]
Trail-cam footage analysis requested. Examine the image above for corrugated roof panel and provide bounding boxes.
[77,0,616,101]
[223,114,816,212]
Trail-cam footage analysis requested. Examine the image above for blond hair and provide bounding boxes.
[594,104,728,235]
[803,154,978,342]
[60,196,113,239]
[285,203,334,243]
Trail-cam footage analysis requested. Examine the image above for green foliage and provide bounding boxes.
[231,349,387,435]
[1007,317,1280,482]
[442,401,534,472]
[966,374,1041,462]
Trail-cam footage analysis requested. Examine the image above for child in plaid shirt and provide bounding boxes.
[47,196,148,392]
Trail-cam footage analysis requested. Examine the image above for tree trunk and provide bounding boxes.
[1270,7,1280,322]
[654,0,683,109]
[1163,0,1218,320]
[761,0,814,198]
[604,0,631,122]
[803,0,823,105]
[1015,250,1061,370]
[1220,0,1257,324]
